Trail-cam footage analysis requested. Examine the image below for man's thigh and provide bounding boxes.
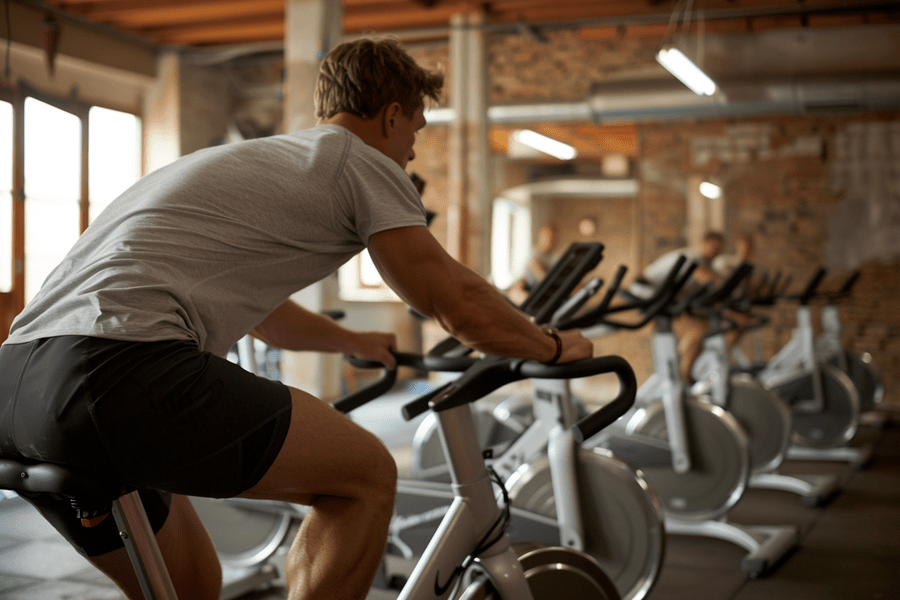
[240,386,397,505]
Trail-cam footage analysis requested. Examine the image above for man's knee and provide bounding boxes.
[353,430,398,501]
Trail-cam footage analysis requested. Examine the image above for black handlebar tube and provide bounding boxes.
[527,356,637,442]
[561,256,691,331]
[818,269,861,303]
[647,260,699,319]
[426,355,636,443]
[796,267,827,305]
[550,276,603,327]
[692,262,754,308]
[595,264,628,317]
[337,352,637,443]
[332,367,399,414]
[836,270,861,297]
[334,353,477,414]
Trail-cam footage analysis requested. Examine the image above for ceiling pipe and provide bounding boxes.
[425,73,900,125]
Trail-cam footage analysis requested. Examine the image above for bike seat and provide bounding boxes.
[0,457,133,524]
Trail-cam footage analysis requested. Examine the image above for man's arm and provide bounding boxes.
[367,226,592,364]
[251,300,398,368]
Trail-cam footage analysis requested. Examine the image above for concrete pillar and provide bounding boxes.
[448,11,491,275]
[283,0,342,133]
[281,0,342,398]
[143,51,181,175]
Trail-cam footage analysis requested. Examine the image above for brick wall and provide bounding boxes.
[637,115,900,402]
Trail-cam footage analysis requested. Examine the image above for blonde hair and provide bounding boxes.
[315,38,444,120]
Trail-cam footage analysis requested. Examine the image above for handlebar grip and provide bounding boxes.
[570,356,637,442]
[345,355,384,370]
[597,265,628,315]
[332,367,398,414]
[516,354,631,381]
[346,352,476,373]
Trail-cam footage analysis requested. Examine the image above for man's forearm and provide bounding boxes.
[430,271,558,362]
[251,300,354,353]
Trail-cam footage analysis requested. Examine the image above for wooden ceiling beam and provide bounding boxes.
[78,0,285,28]
[37,0,900,47]
[143,16,284,44]
[344,3,469,32]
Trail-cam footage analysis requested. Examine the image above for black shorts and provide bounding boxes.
[0,335,292,557]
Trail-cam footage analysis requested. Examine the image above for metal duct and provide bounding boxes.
[424,74,900,125]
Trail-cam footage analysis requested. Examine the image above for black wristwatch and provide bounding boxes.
[540,325,562,365]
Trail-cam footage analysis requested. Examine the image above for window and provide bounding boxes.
[23,97,82,301]
[0,101,11,293]
[491,197,532,290]
[338,249,401,302]
[89,106,141,223]
[0,88,142,310]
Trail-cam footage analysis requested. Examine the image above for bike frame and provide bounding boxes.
[757,304,826,412]
[415,377,591,553]
[399,400,534,600]
[631,326,692,474]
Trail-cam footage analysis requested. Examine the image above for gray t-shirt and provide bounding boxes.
[6,125,427,356]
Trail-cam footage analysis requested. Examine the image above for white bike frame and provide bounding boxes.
[399,401,534,600]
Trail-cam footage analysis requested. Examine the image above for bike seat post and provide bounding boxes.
[112,491,180,600]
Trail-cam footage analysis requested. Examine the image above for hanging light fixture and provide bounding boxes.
[512,129,577,160]
[656,47,717,96]
[656,0,718,97]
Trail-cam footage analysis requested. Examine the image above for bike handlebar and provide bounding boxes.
[561,256,693,331]
[691,262,754,308]
[336,352,636,443]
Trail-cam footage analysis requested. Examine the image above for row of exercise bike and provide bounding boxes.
[2,240,888,600]
[198,241,888,600]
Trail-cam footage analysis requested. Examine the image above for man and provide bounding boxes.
[0,38,593,600]
[637,232,725,383]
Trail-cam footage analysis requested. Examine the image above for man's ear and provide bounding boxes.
[381,102,403,137]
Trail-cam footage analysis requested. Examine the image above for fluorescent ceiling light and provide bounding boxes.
[513,129,578,160]
[656,47,717,96]
[699,181,722,199]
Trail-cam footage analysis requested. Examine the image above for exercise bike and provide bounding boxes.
[577,260,798,578]
[745,268,870,468]
[352,350,638,599]
[812,270,888,424]
[413,257,797,578]
[688,266,839,507]
[378,243,665,600]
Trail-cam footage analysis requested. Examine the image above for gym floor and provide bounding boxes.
[0,408,897,600]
